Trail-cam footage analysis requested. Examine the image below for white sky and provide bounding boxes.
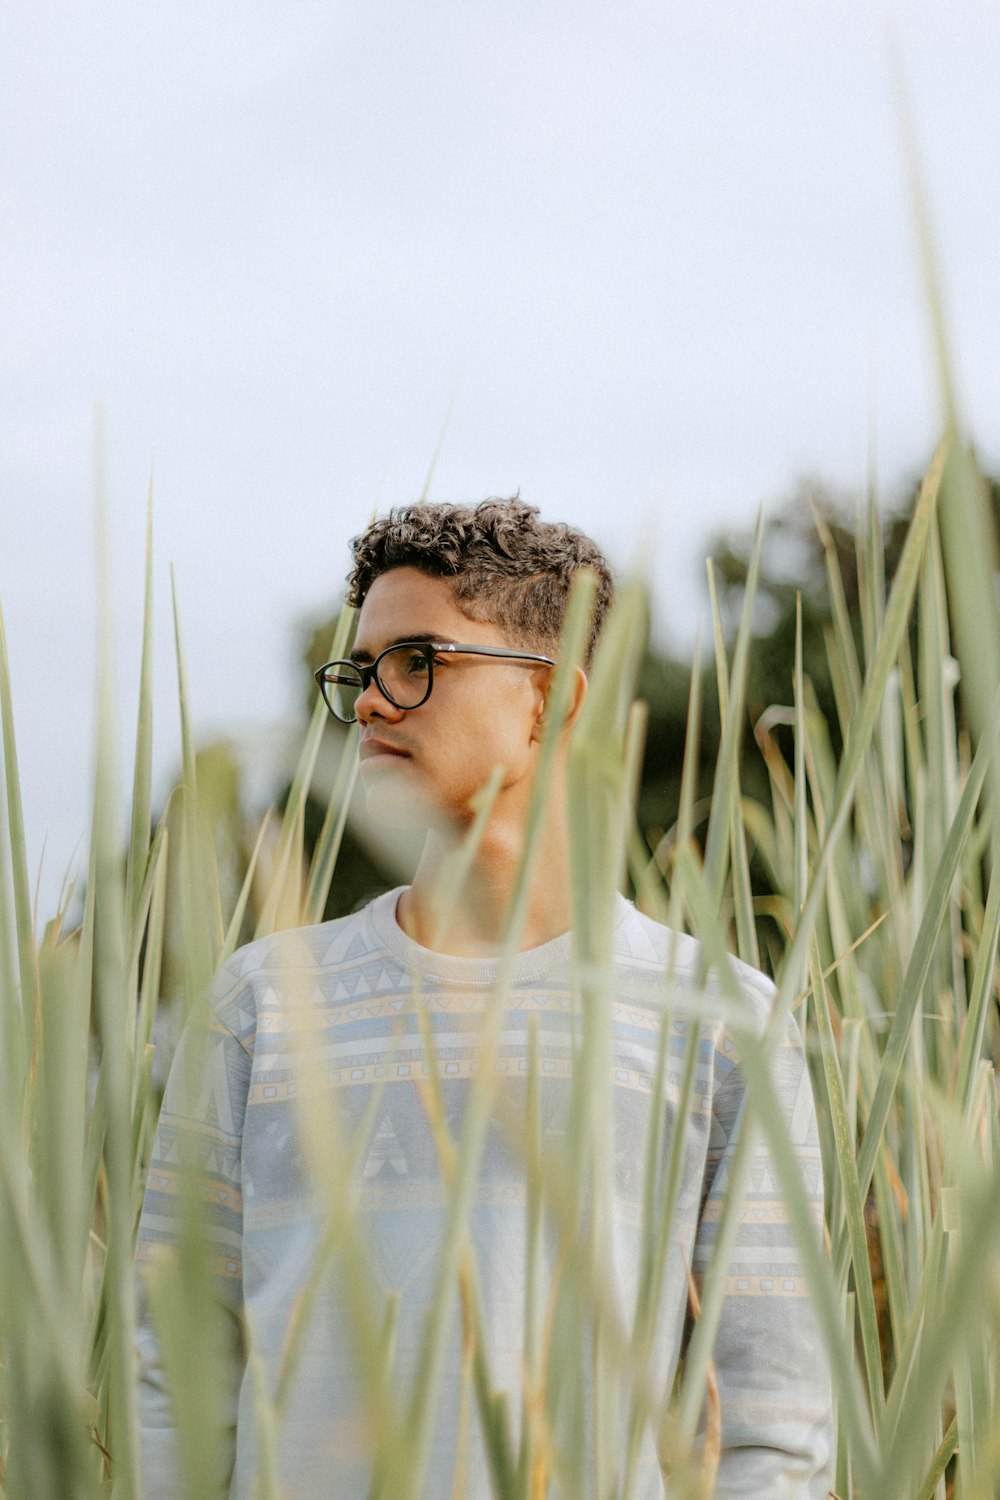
[2,1,999,921]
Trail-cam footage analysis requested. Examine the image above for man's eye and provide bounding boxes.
[403,652,431,675]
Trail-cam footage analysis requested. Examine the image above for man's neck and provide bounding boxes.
[397,811,572,957]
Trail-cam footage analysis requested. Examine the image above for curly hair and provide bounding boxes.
[346,497,614,669]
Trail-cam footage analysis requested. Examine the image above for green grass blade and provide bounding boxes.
[90,418,139,1499]
[793,596,808,916]
[674,845,879,1486]
[705,559,730,725]
[704,512,764,904]
[171,566,222,987]
[954,868,1000,1116]
[913,1416,958,1500]
[776,436,945,1013]
[257,605,357,938]
[811,497,862,710]
[418,392,458,502]
[877,1162,1000,1492]
[396,571,600,1500]
[220,807,273,964]
[853,716,992,1209]
[729,793,759,968]
[126,480,155,925]
[810,943,885,1421]
[0,598,41,1099]
[303,723,360,926]
[132,817,170,1120]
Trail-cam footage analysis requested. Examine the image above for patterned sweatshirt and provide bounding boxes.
[136,888,833,1498]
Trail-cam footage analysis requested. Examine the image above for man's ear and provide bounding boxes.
[564,665,588,728]
[531,665,588,742]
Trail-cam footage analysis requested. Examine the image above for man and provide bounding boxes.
[136,497,833,1497]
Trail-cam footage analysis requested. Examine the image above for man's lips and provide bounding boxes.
[359,738,412,763]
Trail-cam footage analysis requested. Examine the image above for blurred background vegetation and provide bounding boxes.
[179,470,1000,952]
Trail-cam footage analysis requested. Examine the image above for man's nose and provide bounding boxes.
[355,675,405,724]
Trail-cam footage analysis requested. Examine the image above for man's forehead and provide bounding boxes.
[360,566,455,608]
[353,567,496,654]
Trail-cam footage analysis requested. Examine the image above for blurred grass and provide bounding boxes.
[7,236,1000,1498]
[1,424,999,1498]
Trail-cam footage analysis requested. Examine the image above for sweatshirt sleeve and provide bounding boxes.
[693,999,834,1498]
[135,966,254,1500]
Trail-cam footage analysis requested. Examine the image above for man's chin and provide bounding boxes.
[360,758,440,830]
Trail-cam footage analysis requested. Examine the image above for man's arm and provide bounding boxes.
[694,1003,834,1498]
[135,970,253,1500]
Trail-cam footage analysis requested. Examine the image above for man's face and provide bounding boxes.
[352,567,550,830]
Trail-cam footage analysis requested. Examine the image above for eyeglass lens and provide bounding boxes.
[325,644,433,721]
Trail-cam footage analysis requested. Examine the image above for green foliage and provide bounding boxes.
[2,433,1000,1497]
[706,469,1000,740]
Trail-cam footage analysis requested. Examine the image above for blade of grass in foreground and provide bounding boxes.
[218,806,272,963]
[810,943,885,1422]
[776,434,946,1016]
[393,571,599,1500]
[913,1417,959,1500]
[0,598,41,1104]
[132,829,168,1151]
[126,481,155,927]
[171,566,222,995]
[899,60,1000,823]
[90,423,139,1500]
[877,1149,1000,1494]
[673,844,880,1490]
[564,580,649,1499]
[143,1209,242,1500]
[954,868,1000,1118]
[852,713,992,1213]
[257,604,356,938]
[303,722,359,926]
[703,511,764,909]
[0,726,17,1099]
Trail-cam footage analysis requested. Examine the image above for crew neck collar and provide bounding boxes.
[367,885,631,987]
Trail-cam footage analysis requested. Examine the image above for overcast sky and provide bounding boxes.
[2,1,999,921]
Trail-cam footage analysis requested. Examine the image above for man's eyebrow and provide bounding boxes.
[348,634,458,663]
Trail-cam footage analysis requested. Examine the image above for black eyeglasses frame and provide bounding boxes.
[314,640,557,724]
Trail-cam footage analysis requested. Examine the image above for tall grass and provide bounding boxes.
[1,412,999,1498]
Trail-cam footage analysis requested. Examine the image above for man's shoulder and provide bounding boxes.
[208,896,394,1014]
[614,898,777,1021]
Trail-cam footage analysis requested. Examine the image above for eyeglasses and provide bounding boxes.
[314,640,556,724]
